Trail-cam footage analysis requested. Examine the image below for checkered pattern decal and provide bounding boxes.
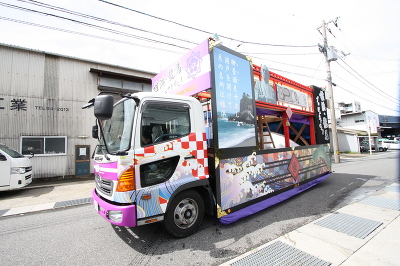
[133,132,209,219]
[135,132,209,180]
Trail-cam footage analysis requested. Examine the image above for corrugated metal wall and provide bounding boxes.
[0,44,154,178]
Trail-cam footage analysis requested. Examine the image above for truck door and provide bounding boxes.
[133,100,195,219]
[0,152,11,186]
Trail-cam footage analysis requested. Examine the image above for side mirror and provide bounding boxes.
[0,154,7,161]
[94,95,114,120]
[92,125,99,139]
[29,152,35,159]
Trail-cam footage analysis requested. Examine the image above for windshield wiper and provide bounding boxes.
[98,145,110,161]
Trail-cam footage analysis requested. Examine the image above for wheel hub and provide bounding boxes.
[173,199,198,229]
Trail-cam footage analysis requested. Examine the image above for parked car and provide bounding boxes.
[381,140,400,150]
[360,140,388,152]
[0,144,33,191]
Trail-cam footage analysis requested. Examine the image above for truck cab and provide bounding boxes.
[0,143,33,191]
[91,92,213,238]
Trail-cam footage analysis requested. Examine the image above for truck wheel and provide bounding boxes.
[379,147,383,152]
[163,190,204,238]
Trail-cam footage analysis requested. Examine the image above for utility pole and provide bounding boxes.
[321,20,340,163]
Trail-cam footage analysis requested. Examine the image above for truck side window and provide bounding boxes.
[140,156,180,187]
[141,102,191,146]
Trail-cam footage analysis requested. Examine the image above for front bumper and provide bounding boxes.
[91,189,137,227]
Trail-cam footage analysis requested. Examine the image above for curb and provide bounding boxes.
[0,197,92,217]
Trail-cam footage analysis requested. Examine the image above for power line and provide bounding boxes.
[336,60,399,104]
[333,73,398,107]
[0,16,186,54]
[15,0,198,45]
[327,18,399,90]
[0,2,192,50]
[99,0,317,48]
[351,54,400,61]
[268,67,325,81]
[337,85,399,113]
[308,58,325,85]
[339,58,399,102]
[242,51,320,56]
[248,55,325,72]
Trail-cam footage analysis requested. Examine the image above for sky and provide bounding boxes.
[0,0,399,116]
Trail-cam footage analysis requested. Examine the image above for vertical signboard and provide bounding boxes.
[152,39,211,96]
[211,46,257,149]
[311,86,330,144]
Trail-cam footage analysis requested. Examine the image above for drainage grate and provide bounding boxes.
[54,197,92,208]
[230,241,331,266]
[315,212,382,239]
[359,196,400,211]
[385,185,400,193]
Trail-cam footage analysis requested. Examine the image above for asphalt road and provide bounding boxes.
[0,151,398,265]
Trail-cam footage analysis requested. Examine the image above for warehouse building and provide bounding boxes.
[0,43,155,178]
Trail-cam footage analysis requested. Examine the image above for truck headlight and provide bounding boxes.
[107,210,123,223]
[11,167,26,174]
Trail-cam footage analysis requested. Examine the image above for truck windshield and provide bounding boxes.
[100,99,135,154]
[0,144,25,158]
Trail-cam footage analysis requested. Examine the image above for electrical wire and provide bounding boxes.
[243,51,320,56]
[253,58,325,72]
[333,72,400,113]
[0,16,187,54]
[308,58,325,85]
[339,58,399,101]
[15,0,198,45]
[0,2,192,50]
[336,60,399,104]
[99,0,317,48]
[268,67,326,81]
[326,18,399,90]
[336,85,399,113]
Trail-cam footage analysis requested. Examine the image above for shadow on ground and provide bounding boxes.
[111,172,377,264]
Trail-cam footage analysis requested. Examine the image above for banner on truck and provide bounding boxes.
[151,39,211,96]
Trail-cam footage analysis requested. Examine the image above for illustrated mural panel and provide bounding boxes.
[218,145,330,214]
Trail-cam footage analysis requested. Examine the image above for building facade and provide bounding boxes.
[379,115,400,139]
[0,43,154,178]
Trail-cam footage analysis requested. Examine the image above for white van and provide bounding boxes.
[0,144,33,191]
[382,140,400,150]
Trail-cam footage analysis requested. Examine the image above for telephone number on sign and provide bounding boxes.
[35,106,70,111]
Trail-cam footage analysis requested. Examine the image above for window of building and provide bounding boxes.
[21,136,67,156]
[90,68,152,93]
[355,119,365,123]
[99,77,151,92]
[382,116,388,123]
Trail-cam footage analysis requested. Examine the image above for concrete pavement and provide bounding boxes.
[0,155,399,265]
[0,177,94,217]
[221,182,400,265]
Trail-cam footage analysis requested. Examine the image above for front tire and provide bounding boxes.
[163,190,204,238]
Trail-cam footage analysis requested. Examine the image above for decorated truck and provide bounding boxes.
[84,38,331,238]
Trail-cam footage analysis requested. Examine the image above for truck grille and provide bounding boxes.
[25,166,32,172]
[25,174,32,180]
[95,174,113,196]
